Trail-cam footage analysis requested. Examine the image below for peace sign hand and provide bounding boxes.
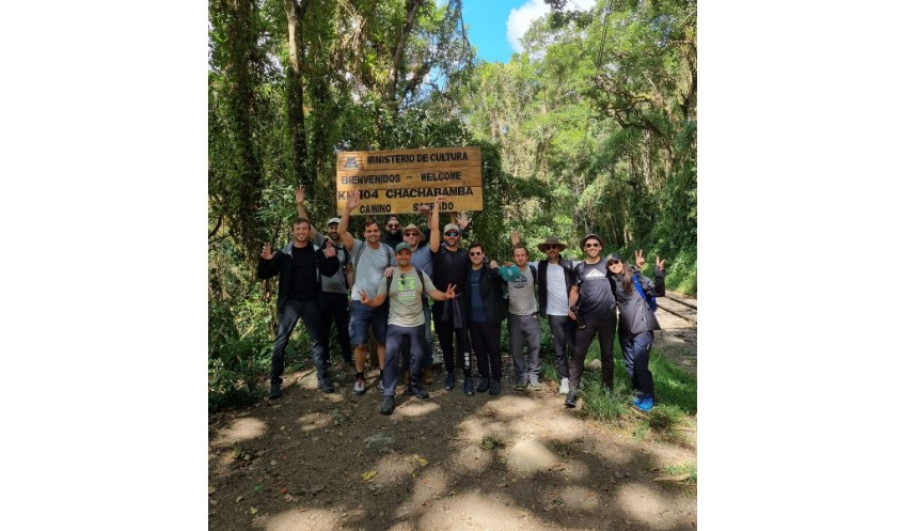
[260,243,274,260]
[445,283,456,299]
[656,256,665,272]
[634,249,646,269]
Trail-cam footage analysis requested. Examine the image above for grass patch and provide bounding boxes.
[481,435,504,450]
[663,462,697,485]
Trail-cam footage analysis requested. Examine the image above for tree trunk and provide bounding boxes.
[283,0,312,193]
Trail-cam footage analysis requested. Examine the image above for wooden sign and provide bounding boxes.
[336,147,482,216]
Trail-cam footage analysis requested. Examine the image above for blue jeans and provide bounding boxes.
[271,298,328,384]
[401,297,433,368]
[548,315,574,379]
[383,324,426,396]
[620,330,655,398]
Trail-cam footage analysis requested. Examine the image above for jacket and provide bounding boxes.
[610,266,666,336]
[537,259,574,318]
[257,242,340,312]
[468,266,509,326]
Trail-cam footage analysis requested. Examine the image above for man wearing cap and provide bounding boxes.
[295,188,355,367]
[565,233,617,407]
[381,216,404,249]
[499,243,542,390]
[359,242,456,415]
[512,231,577,394]
[396,222,436,385]
[338,190,396,395]
[429,195,475,395]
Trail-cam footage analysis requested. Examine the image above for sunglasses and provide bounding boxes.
[404,232,418,237]
[546,244,559,250]
[584,243,600,248]
[387,224,399,229]
[469,251,483,256]
[445,231,460,237]
[607,260,620,265]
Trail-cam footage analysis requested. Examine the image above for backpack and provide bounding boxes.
[632,272,658,312]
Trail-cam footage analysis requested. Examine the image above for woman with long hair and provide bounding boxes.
[606,250,665,412]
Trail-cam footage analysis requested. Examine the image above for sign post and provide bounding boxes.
[336,147,482,216]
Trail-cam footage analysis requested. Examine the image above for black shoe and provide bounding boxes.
[489,380,501,396]
[379,396,395,415]
[269,382,282,400]
[444,373,456,391]
[413,387,430,399]
[564,389,578,408]
[463,377,475,396]
[319,377,334,394]
[476,377,490,393]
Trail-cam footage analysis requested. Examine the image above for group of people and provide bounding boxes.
[257,188,666,415]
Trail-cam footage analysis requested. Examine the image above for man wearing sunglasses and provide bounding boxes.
[429,195,475,395]
[565,233,617,408]
[511,232,577,395]
[381,215,404,250]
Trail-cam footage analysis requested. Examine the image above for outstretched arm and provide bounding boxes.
[295,187,318,239]
[338,190,359,251]
[429,196,443,252]
[427,283,456,302]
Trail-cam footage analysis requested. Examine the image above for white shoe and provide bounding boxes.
[559,378,570,395]
[353,378,366,395]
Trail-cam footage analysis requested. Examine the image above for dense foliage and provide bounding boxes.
[208,0,696,410]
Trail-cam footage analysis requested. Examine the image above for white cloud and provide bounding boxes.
[506,0,596,53]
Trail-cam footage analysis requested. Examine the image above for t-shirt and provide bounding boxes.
[504,265,538,316]
[287,244,318,301]
[431,245,469,294]
[575,261,616,320]
[468,268,488,322]
[545,263,570,316]
[314,233,349,294]
[349,239,393,301]
[376,268,437,327]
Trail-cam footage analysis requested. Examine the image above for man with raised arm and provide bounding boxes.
[257,216,340,399]
[337,190,395,395]
[359,242,456,415]
[498,243,542,391]
[429,196,475,395]
[565,233,617,408]
[295,187,354,367]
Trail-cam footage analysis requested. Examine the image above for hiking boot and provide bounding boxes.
[378,376,384,392]
[423,366,434,385]
[463,377,475,396]
[444,373,456,391]
[564,389,578,408]
[635,396,655,412]
[515,378,527,391]
[489,380,501,396]
[379,396,395,415]
[476,377,490,393]
[413,387,430,399]
[319,377,335,394]
[269,382,282,400]
[353,378,366,395]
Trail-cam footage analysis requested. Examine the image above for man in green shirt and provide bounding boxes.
[360,242,456,415]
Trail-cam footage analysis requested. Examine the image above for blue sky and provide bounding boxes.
[461,0,596,63]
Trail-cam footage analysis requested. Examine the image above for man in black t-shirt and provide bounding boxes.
[258,218,340,399]
[565,233,617,407]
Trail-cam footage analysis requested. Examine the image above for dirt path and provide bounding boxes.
[208,300,698,531]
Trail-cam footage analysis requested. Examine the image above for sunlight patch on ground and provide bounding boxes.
[614,482,676,528]
[418,491,544,531]
[295,412,331,432]
[394,400,441,417]
[210,417,268,448]
[254,507,342,531]
[448,443,494,474]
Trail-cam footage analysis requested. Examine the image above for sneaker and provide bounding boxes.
[515,379,527,391]
[635,396,655,412]
[559,378,570,395]
[444,373,456,391]
[413,387,430,399]
[379,396,395,415]
[529,376,540,388]
[353,378,366,395]
[476,377,490,393]
[319,377,335,394]
[489,380,501,396]
[564,389,578,408]
[632,394,645,406]
[463,377,475,396]
[268,382,282,400]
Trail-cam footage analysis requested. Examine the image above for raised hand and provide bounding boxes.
[634,249,646,269]
[418,203,432,215]
[435,195,446,205]
[260,243,274,260]
[445,283,456,299]
[347,190,361,211]
[510,230,520,247]
[458,212,471,231]
[656,256,665,272]
[295,186,305,205]
[323,239,336,258]
[359,289,369,305]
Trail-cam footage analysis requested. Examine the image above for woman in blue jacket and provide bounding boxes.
[606,250,665,412]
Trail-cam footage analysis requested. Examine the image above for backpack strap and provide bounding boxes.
[632,272,657,311]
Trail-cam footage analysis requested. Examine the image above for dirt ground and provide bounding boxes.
[208,296,698,531]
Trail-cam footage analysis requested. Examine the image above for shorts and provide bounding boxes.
[349,300,388,346]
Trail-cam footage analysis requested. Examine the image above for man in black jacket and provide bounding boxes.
[258,218,340,399]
